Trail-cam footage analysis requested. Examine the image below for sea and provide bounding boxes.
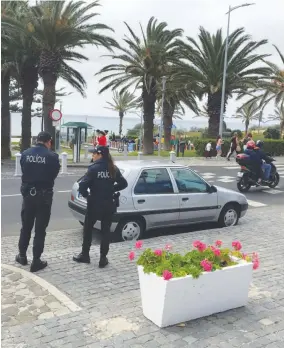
[10,112,275,137]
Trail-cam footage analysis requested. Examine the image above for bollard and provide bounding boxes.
[137,152,143,160]
[61,152,68,174]
[170,151,176,163]
[123,144,128,158]
[84,145,89,159]
[14,153,22,176]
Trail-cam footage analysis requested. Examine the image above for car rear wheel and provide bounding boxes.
[218,204,239,227]
[113,218,145,242]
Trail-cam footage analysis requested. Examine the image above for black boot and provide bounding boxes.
[73,252,90,264]
[30,259,47,272]
[99,256,109,268]
[15,254,28,266]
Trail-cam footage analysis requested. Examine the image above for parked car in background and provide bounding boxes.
[68,161,248,242]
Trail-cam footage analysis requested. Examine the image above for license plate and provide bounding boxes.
[237,172,243,178]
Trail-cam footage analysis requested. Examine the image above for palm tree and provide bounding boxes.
[11,0,116,147]
[269,104,284,137]
[234,101,262,134]
[97,17,183,154]
[105,90,138,136]
[177,27,270,137]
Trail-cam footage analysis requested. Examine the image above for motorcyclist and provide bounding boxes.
[244,140,263,183]
[255,140,272,181]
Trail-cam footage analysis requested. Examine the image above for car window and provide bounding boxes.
[134,168,174,195]
[171,168,208,193]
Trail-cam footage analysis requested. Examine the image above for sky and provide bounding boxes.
[50,0,284,126]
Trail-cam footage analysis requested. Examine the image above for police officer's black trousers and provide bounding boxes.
[18,191,53,259]
[82,199,113,257]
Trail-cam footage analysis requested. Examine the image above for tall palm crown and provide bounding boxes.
[256,46,284,108]
[105,90,138,136]
[177,27,270,136]
[4,0,116,143]
[97,17,183,154]
[234,101,262,133]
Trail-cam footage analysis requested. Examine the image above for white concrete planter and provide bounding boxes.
[138,261,253,328]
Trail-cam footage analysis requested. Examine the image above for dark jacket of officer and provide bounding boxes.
[20,143,60,190]
[78,158,127,209]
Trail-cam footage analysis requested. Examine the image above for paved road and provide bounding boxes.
[2,164,283,237]
[2,206,284,347]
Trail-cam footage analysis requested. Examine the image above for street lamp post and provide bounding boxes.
[158,76,167,157]
[219,3,255,137]
[140,108,143,151]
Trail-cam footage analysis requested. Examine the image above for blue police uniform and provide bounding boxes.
[73,146,128,267]
[17,133,60,272]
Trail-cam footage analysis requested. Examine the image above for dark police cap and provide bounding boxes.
[37,131,52,143]
[89,146,109,156]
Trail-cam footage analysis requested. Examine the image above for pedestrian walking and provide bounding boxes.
[216,135,223,159]
[179,140,186,157]
[16,132,60,272]
[73,146,128,268]
[227,133,240,161]
[205,141,212,158]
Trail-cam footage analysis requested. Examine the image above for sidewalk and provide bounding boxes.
[2,207,284,348]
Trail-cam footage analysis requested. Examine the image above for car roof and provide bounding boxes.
[115,160,188,170]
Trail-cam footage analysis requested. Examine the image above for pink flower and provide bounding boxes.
[128,251,135,261]
[215,240,222,247]
[253,259,260,270]
[200,259,213,272]
[135,240,143,249]
[165,244,172,251]
[193,240,207,252]
[163,270,173,281]
[232,241,242,251]
[213,248,221,256]
[154,249,162,256]
[252,252,259,260]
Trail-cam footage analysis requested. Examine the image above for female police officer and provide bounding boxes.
[73,146,128,268]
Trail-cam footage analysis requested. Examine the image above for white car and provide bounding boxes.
[68,161,248,241]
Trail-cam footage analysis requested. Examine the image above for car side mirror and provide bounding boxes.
[208,185,217,193]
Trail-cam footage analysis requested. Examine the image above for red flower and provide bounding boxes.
[154,249,162,256]
[128,251,135,261]
[163,270,173,281]
[253,259,260,270]
[213,248,221,257]
[193,240,207,252]
[135,241,143,249]
[200,259,213,272]
[232,241,242,251]
[215,240,222,247]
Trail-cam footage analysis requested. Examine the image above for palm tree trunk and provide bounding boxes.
[163,100,174,151]
[1,73,11,159]
[41,72,57,149]
[119,111,124,136]
[245,120,249,134]
[142,84,156,155]
[20,66,38,152]
[207,91,226,137]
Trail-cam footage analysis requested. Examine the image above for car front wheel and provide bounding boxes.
[218,204,239,227]
[113,218,145,242]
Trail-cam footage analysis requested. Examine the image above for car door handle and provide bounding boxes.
[137,199,145,204]
[182,197,189,201]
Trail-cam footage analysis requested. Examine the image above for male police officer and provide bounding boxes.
[73,146,128,268]
[16,131,60,272]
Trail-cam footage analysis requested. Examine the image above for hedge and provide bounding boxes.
[194,139,284,157]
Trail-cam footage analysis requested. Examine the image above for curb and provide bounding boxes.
[2,264,82,312]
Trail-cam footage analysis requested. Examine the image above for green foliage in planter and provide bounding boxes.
[136,247,238,279]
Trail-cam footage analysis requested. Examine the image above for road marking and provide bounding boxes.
[247,200,267,207]
[217,178,235,183]
[262,189,283,195]
[223,166,239,170]
[2,190,71,197]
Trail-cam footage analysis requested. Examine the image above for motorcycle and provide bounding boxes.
[236,153,280,192]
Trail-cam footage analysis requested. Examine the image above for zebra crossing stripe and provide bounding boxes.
[223,166,239,170]
[247,200,267,207]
